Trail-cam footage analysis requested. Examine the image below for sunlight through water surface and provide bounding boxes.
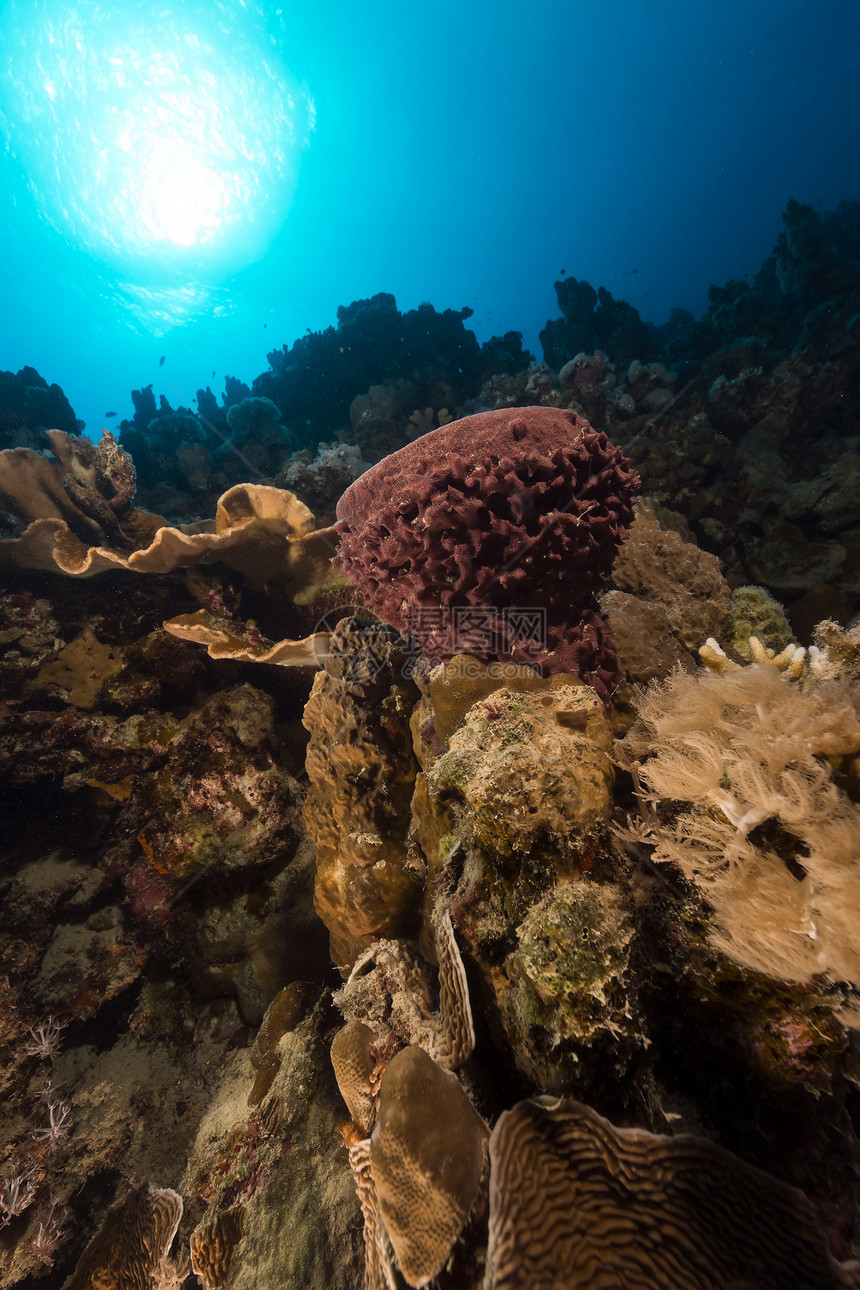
[0,0,314,288]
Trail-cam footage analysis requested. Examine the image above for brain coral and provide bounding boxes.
[486,1097,860,1290]
[333,406,639,705]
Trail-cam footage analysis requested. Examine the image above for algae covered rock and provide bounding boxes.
[416,665,636,1094]
[182,996,364,1290]
[428,680,612,862]
[609,504,732,657]
[134,683,303,883]
[502,879,641,1091]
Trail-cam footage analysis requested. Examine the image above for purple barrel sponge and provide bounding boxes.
[333,406,639,705]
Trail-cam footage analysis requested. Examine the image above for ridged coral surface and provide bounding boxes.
[62,1183,183,1290]
[370,1046,487,1288]
[486,1097,860,1290]
[333,406,638,703]
[302,618,422,972]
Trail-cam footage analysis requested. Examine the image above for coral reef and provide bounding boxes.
[255,293,530,453]
[540,279,656,369]
[0,366,78,451]
[119,393,291,517]
[3,195,860,1289]
[275,442,366,527]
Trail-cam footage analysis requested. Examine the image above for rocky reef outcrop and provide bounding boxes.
[2,199,860,1288]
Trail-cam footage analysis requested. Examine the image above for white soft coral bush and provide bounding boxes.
[615,663,860,986]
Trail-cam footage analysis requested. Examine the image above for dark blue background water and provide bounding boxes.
[1,0,857,439]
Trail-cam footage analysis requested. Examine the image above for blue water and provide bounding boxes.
[0,0,857,440]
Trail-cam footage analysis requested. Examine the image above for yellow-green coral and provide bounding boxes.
[725,585,793,659]
[427,684,612,861]
[501,879,640,1089]
[509,882,631,1029]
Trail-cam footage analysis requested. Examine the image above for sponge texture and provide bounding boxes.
[333,406,638,703]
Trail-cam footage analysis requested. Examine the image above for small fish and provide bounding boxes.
[559,268,566,275]
[212,370,216,378]
[263,323,267,328]
[159,355,165,367]
[104,410,116,418]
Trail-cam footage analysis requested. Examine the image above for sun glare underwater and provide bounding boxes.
[2,0,859,438]
[1,0,314,316]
